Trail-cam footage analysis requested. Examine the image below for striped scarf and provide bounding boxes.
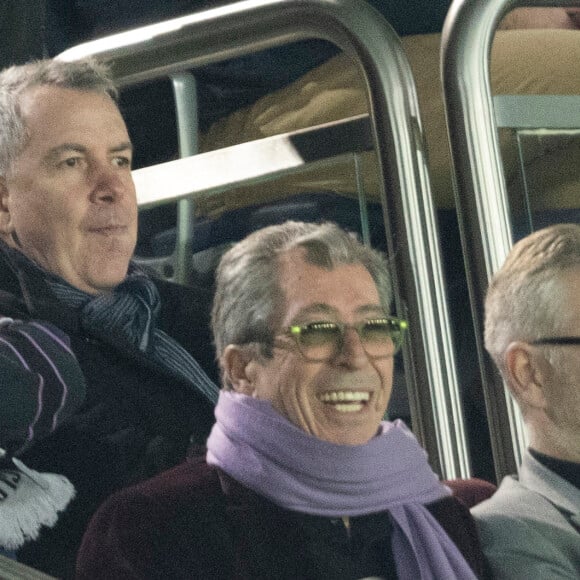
[0,318,86,454]
[50,265,218,405]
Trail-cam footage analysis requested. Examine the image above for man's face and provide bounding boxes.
[0,85,138,294]
[239,248,394,446]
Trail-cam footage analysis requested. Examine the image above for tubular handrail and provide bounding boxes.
[441,0,580,481]
[59,0,471,479]
[132,115,374,210]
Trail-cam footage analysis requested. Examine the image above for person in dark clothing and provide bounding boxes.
[0,57,218,578]
[77,221,487,579]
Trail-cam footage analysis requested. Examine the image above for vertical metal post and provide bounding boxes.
[171,72,199,284]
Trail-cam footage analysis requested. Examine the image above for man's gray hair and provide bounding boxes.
[485,223,580,374]
[211,220,394,367]
[0,58,117,175]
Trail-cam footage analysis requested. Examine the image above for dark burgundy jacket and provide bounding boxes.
[0,245,217,578]
[77,454,490,579]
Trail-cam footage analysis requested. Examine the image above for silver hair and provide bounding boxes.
[211,220,394,384]
[484,223,580,375]
[0,58,117,175]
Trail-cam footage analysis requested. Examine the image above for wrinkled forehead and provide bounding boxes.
[19,84,122,121]
[276,248,381,322]
[16,86,129,153]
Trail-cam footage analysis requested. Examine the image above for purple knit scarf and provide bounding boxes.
[207,391,477,580]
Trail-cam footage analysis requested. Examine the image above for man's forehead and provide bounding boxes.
[290,302,385,320]
[18,85,129,150]
[19,84,121,120]
[277,249,381,318]
[278,246,370,277]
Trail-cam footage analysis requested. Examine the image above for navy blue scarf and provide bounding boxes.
[49,265,218,405]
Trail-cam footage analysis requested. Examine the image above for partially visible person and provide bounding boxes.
[472,223,580,579]
[0,58,218,578]
[76,221,487,579]
[0,317,82,557]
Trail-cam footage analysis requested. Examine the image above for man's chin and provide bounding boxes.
[78,263,132,295]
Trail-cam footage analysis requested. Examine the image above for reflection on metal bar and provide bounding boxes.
[171,72,198,284]
[133,116,372,208]
[59,0,471,479]
[515,131,534,233]
[441,0,580,480]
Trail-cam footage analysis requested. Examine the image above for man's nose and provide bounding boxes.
[90,164,129,203]
[335,327,369,368]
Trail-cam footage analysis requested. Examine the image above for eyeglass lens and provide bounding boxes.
[295,320,404,361]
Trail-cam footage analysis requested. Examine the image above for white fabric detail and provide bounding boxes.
[0,459,75,550]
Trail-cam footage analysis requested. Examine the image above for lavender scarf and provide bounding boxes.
[207,391,477,580]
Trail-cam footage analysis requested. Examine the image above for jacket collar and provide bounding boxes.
[520,450,580,526]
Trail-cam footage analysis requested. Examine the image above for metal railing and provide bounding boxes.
[441,0,580,480]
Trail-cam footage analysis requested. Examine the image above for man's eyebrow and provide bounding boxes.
[355,304,386,316]
[44,141,133,163]
[44,143,87,162]
[110,141,133,154]
[291,304,336,321]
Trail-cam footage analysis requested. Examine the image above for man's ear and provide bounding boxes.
[0,177,15,237]
[222,345,255,395]
[505,341,547,410]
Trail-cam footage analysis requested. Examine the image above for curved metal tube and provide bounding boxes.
[441,0,580,479]
[60,0,471,478]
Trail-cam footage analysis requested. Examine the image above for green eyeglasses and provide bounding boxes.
[282,317,408,362]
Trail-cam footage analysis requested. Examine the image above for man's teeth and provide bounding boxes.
[334,403,363,413]
[318,391,370,413]
[319,391,370,403]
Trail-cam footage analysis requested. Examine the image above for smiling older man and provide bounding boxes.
[77,221,486,580]
[0,58,217,578]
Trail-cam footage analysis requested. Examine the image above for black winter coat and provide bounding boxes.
[0,245,217,578]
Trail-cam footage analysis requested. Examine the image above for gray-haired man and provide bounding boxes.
[0,58,217,577]
[472,223,580,578]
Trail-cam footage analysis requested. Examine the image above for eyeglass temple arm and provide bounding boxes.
[530,337,580,345]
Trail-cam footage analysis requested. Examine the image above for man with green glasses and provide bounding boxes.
[472,223,580,579]
[77,220,486,579]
